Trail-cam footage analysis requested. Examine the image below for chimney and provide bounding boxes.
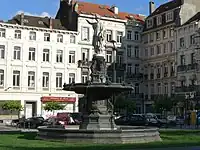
[49,17,53,29]
[110,5,119,15]
[20,13,24,26]
[149,0,155,15]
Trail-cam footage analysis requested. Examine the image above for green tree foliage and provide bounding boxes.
[114,95,136,114]
[43,102,65,112]
[153,95,173,113]
[2,101,23,112]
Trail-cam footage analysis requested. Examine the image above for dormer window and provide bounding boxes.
[166,12,173,22]
[147,19,153,28]
[157,16,162,26]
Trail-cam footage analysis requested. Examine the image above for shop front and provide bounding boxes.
[41,96,77,119]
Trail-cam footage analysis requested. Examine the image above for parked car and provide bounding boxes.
[17,117,45,129]
[70,113,82,125]
[145,113,167,127]
[115,114,148,126]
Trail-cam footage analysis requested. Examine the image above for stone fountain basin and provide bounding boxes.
[37,126,161,144]
[63,83,133,100]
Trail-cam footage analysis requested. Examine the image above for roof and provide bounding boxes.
[183,12,200,25]
[148,0,182,18]
[74,1,145,23]
[7,15,68,30]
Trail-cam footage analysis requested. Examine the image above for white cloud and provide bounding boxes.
[15,10,53,18]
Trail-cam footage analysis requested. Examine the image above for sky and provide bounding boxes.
[0,0,170,21]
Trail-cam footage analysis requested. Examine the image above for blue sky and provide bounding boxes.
[1,0,169,20]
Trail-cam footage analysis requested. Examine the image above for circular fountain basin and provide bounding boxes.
[37,126,161,144]
[63,83,133,100]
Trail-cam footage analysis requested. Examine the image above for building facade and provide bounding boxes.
[56,0,145,112]
[0,14,80,120]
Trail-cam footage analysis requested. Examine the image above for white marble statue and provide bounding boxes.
[86,14,106,55]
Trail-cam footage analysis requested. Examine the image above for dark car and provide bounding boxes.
[70,113,82,125]
[115,114,148,126]
[17,117,45,129]
[145,113,167,127]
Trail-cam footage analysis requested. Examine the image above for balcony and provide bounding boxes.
[128,93,144,99]
[126,73,143,80]
[177,65,187,72]
[157,73,161,79]
[115,63,126,71]
[175,85,200,93]
[78,60,90,68]
[187,63,198,71]
[164,72,168,77]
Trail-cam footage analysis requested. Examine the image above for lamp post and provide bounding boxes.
[110,40,117,83]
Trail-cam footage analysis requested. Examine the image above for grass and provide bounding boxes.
[0,130,200,150]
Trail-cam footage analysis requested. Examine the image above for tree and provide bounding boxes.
[43,102,65,115]
[153,95,173,114]
[1,101,23,119]
[114,95,136,115]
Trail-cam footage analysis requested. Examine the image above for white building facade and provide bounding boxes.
[0,15,81,120]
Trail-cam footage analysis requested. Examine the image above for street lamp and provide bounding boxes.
[110,40,117,83]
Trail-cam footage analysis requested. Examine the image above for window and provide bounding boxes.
[81,48,89,61]
[69,73,75,83]
[57,34,63,43]
[166,12,173,22]
[117,55,122,64]
[106,51,112,63]
[156,31,160,40]
[157,45,161,54]
[14,30,21,39]
[163,29,167,39]
[134,31,139,41]
[69,51,75,63]
[191,53,195,64]
[135,83,139,94]
[145,48,148,57]
[106,30,112,42]
[43,49,50,62]
[117,77,122,83]
[150,46,154,56]
[135,46,139,58]
[157,67,161,78]
[135,64,139,74]
[81,27,89,41]
[127,64,132,74]
[28,71,35,88]
[0,45,5,59]
[127,31,132,40]
[70,35,75,43]
[170,28,174,37]
[180,37,185,48]
[42,72,49,89]
[150,84,154,94]
[0,70,4,86]
[169,42,174,52]
[56,50,63,63]
[44,33,50,42]
[164,83,168,94]
[13,46,21,60]
[164,64,168,74]
[0,28,5,38]
[157,16,162,25]
[150,33,154,42]
[190,34,196,45]
[180,55,185,65]
[28,48,35,61]
[56,73,62,89]
[127,45,132,57]
[29,31,36,40]
[157,83,161,94]
[81,72,88,83]
[163,43,167,53]
[143,34,148,43]
[147,19,153,28]
[13,70,20,87]
[117,31,123,43]
[171,82,175,94]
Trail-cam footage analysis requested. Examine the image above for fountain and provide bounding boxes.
[37,14,161,144]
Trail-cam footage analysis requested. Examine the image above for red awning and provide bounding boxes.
[41,96,76,103]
